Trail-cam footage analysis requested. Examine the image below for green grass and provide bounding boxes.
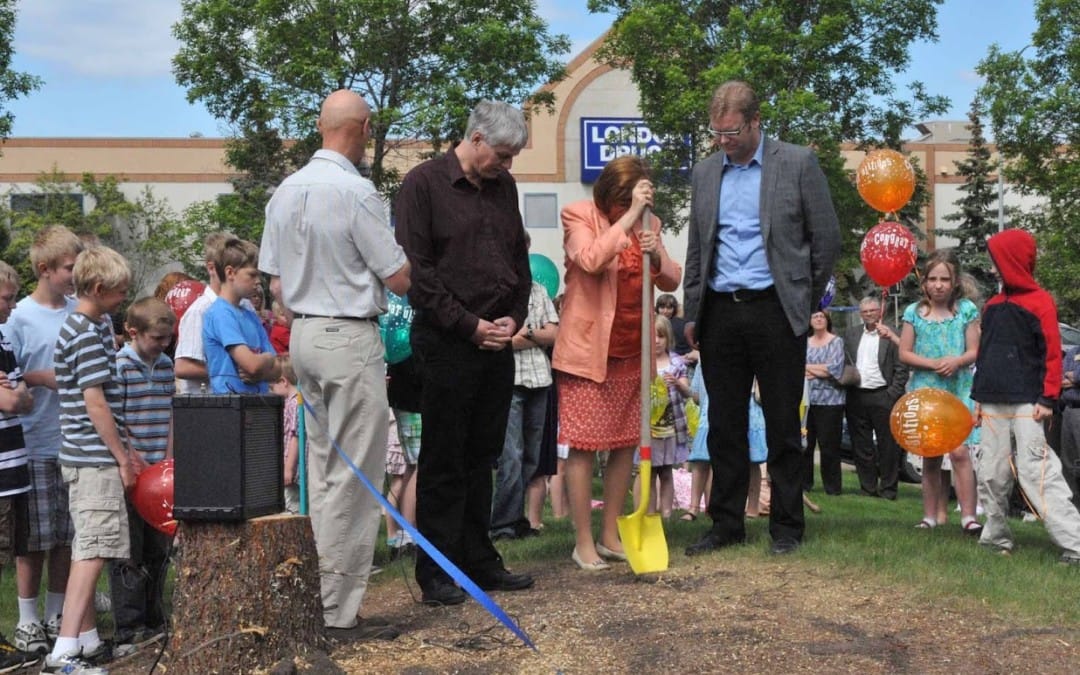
[9,469,1073,634]
[374,469,1080,628]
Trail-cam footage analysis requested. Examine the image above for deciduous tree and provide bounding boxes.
[0,1,41,142]
[587,0,948,303]
[977,0,1080,321]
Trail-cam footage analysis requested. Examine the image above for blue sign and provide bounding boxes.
[581,117,674,183]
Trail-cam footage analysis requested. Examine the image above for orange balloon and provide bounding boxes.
[857,149,915,214]
[890,389,974,458]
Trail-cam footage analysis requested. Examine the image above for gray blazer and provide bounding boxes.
[683,137,840,338]
[843,324,909,401]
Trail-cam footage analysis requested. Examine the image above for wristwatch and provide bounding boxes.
[526,327,535,340]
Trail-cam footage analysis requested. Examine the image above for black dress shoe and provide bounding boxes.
[472,568,535,591]
[684,531,744,557]
[421,579,467,606]
[770,537,801,555]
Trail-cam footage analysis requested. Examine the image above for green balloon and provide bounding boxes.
[379,292,413,364]
[529,253,560,299]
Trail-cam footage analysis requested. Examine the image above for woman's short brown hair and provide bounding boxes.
[593,155,651,219]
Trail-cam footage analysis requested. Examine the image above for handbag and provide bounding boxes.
[837,363,861,388]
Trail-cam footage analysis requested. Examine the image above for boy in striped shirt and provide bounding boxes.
[46,246,140,674]
[0,261,39,672]
[110,298,175,652]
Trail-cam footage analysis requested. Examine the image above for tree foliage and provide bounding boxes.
[0,1,41,142]
[977,0,1080,322]
[586,0,949,304]
[173,0,570,199]
[0,170,195,298]
[936,101,1015,301]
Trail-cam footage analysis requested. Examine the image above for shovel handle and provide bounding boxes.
[640,207,652,449]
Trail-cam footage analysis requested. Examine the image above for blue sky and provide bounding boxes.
[6,0,1037,139]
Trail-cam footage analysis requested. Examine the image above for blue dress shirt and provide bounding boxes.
[708,135,774,292]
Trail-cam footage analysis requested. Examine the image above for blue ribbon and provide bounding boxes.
[299,396,536,650]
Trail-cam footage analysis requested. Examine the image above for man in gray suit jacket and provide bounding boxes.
[683,80,840,557]
[843,296,909,499]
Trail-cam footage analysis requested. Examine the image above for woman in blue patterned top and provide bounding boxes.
[804,310,847,495]
[899,249,981,534]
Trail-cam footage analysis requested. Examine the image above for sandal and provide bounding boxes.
[962,518,983,535]
[679,511,697,522]
[915,518,937,529]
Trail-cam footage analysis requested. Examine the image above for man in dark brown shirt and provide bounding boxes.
[395,100,534,606]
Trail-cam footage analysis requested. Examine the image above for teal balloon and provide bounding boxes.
[529,253,560,299]
[379,292,413,364]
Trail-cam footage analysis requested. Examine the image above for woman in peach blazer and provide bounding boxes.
[552,156,681,571]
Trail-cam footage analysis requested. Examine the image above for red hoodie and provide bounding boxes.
[972,229,1062,407]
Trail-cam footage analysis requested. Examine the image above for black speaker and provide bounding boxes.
[173,394,284,521]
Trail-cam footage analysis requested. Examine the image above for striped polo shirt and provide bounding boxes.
[0,330,30,497]
[54,312,126,467]
[116,344,174,464]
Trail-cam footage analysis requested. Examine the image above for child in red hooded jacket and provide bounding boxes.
[972,229,1080,564]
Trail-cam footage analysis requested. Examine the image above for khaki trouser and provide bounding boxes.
[976,402,1080,559]
[291,317,388,628]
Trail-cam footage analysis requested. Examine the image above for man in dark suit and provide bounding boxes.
[843,296,909,499]
[683,81,840,556]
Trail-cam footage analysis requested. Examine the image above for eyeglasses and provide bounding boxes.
[707,122,747,139]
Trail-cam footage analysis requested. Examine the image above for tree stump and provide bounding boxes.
[169,514,325,674]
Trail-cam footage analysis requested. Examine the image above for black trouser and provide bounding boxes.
[699,290,807,544]
[805,404,845,494]
[846,387,901,499]
[108,503,170,637]
[412,324,514,589]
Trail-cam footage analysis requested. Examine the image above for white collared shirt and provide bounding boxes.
[856,328,887,389]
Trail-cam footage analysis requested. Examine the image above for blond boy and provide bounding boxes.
[5,225,83,655]
[45,246,142,674]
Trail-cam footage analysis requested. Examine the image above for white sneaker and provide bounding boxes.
[12,621,48,654]
[44,616,61,643]
[40,652,108,674]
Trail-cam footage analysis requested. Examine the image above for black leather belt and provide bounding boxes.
[295,314,375,322]
[713,286,776,303]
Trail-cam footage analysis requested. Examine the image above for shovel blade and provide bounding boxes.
[616,459,669,574]
[617,512,668,574]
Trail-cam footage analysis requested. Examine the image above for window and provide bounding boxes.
[9,193,84,216]
[523,193,558,229]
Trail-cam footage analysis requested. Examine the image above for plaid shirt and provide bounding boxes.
[514,282,558,389]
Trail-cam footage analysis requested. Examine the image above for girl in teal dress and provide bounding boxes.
[899,249,982,533]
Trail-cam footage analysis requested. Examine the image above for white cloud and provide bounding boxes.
[14,0,182,78]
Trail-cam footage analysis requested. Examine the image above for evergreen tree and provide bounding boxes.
[936,100,1009,300]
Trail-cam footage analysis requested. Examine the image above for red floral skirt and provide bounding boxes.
[556,356,641,451]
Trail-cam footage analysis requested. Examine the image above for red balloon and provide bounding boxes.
[860,221,917,287]
[131,459,176,536]
[164,280,205,334]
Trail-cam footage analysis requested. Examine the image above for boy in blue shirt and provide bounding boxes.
[202,237,279,394]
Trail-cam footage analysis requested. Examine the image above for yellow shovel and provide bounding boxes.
[617,208,669,575]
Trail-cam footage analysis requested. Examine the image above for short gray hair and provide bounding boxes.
[859,296,882,310]
[466,101,528,150]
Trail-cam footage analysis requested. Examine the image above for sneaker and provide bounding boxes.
[1059,554,1080,567]
[44,616,61,643]
[0,633,37,673]
[13,621,49,654]
[78,641,112,667]
[40,652,107,674]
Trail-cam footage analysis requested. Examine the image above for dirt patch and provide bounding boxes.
[101,552,1079,674]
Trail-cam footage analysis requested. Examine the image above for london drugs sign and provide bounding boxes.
[580,117,685,183]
